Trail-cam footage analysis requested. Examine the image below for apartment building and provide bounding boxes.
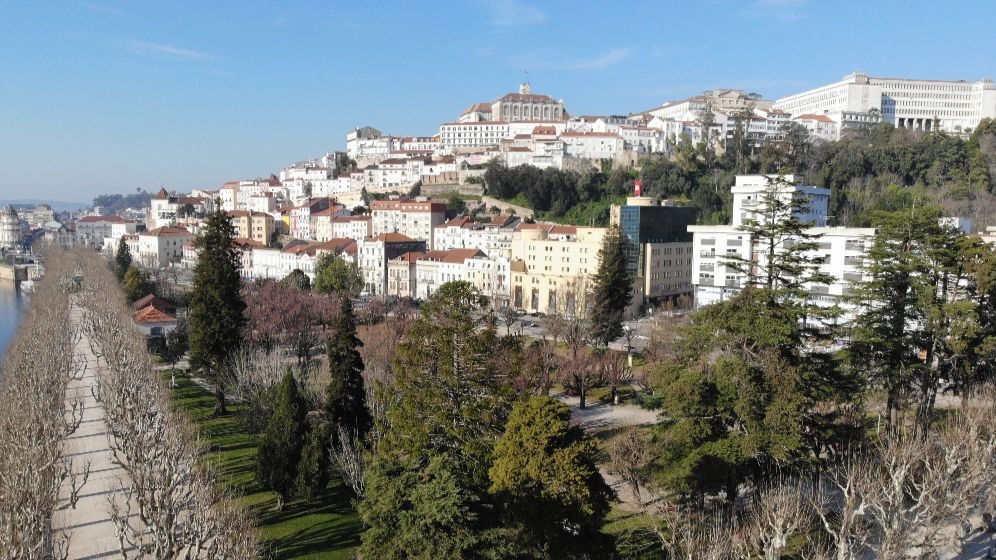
[357,233,427,296]
[227,210,274,246]
[432,215,518,257]
[689,175,875,316]
[509,225,604,314]
[370,198,446,248]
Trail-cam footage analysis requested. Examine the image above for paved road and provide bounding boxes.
[51,306,136,559]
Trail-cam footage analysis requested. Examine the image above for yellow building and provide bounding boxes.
[227,210,274,246]
[509,224,604,314]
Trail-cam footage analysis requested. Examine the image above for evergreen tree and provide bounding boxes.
[280,268,311,291]
[589,225,632,346]
[257,370,307,510]
[189,206,245,415]
[122,266,152,302]
[295,422,331,499]
[489,396,614,557]
[359,281,519,558]
[723,175,834,297]
[314,252,364,298]
[115,236,132,281]
[325,299,372,440]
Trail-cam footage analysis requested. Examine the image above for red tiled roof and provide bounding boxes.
[141,226,191,237]
[314,238,357,256]
[131,294,175,313]
[439,216,472,229]
[132,305,176,325]
[370,232,417,243]
[392,251,426,263]
[153,187,170,200]
[442,248,486,263]
[331,215,370,223]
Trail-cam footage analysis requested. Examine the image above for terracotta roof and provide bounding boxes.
[442,248,486,263]
[490,215,514,227]
[370,232,417,243]
[549,225,577,235]
[141,226,191,237]
[370,199,446,213]
[795,114,836,123]
[132,305,176,325]
[232,237,265,249]
[392,251,426,263]
[331,215,370,223]
[131,294,175,313]
[313,238,357,255]
[506,146,532,152]
[153,187,170,200]
[439,216,472,229]
[532,125,557,134]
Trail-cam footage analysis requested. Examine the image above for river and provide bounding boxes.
[0,281,23,360]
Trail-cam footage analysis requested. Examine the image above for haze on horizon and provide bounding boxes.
[2,0,994,202]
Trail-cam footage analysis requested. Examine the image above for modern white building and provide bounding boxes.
[774,73,996,135]
[689,175,875,316]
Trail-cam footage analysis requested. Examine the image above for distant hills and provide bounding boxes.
[0,199,89,212]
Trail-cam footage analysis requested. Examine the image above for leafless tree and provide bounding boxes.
[606,427,654,506]
[74,251,260,558]
[329,425,366,497]
[600,349,632,405]
[563,348,604,409]
[0,250,85,560]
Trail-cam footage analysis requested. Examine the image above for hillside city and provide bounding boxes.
[3,69,996,559]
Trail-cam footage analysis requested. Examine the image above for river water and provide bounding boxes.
[0,281,23,360]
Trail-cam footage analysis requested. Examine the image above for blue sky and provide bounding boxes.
[2,0,994,202]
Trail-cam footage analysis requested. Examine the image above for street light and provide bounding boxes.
[622,325,634,367]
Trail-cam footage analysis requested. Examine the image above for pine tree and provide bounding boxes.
[122,266,151,302]
[489,396,614,557]
[257,369,307,510]
[189,206,245,415]
[325,299,372,440]
[314,252,363,298]
[115,236,132,281]
[295,422,331,499]
[589,225,632,346]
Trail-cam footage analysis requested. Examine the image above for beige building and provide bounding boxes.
[387,251,424,299]
[509,225,604,314]
[228,210,274,246]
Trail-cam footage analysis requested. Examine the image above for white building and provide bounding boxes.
[689,175,875,315]
[137,226,194,267]
[432,215,518,257]
[413,249,487,300]
[0,205,21,250]
[370,198,447,248]
[774,73,996,135]
[149,188,213,229]
[357,233,427,296]
[560,132,625,160]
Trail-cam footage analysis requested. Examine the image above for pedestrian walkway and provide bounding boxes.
[51,306,136,559]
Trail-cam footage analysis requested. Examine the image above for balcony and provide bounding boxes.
[845,241,865,252]
[726,239,743,247]
[844,256,863,267]
[843,272,863,283]
[698,276,714,286]
[725,278,740,288]
[700,251,716,259]
[699,263,715,272]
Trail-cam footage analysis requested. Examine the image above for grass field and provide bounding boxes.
[169,375,362,559]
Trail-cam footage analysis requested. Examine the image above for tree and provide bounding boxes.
[122,266,152,302]
[115,237,132,281]
[325,299,372,441]
[160,318,188,388]
[280,268,311,291]
[489,396,614,557]
[446,193,467,219]
[313,252,363,298]
[295,422,331,499]
[359,281,518,558]
[589,225,632,346]
[189,207,245,415]
[607,427,654,506]
[256,370,307,510]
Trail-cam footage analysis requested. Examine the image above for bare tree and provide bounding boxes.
[564,347,604,409]
[606,427,654,506]
[329,425,366,497]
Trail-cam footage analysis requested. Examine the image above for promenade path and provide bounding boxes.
[51,305,136,559]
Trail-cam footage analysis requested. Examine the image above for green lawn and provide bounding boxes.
[169,375,362,559]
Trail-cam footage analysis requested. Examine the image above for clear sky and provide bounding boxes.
[2,0,994,202]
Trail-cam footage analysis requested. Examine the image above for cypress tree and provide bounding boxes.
[257,369,307,510]
[589,225,632,346]
[295,422,331,499]
[115,236,132,281]
[325,299,372,440]
[189,206,245,415]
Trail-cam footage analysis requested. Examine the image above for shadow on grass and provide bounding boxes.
[168,374,362,559]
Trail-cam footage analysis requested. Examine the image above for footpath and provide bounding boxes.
[50,305,136,559]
